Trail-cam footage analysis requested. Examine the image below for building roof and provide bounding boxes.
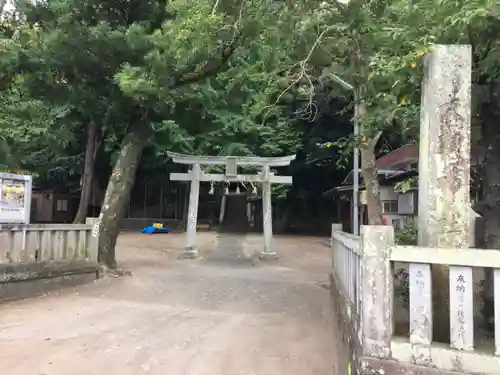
[324,143,481,198]
[339,144,418,186]
[376,144,419,170]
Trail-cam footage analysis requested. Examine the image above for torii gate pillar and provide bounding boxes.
[167,152,295,259]
[185,163,201,257]
[261,165,274,257]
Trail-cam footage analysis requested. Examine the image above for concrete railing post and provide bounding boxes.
[331,223,343,245]
[360,225,394,359]
[88,230,99,263]
[331,223,343,270]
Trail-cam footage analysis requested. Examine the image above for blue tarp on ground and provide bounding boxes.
[141,226,169,234]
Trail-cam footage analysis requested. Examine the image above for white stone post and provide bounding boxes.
[417,44,472,343]
[418,44,471,248]
[330,223,343,269]
[331,223,343,247]
[185,163,201,258]
[261,165,275,257]
[360,225,394,358]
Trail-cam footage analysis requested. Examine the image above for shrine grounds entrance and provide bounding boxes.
[167,152,295,259]
[218,194,248,233]
[0,231,343,375]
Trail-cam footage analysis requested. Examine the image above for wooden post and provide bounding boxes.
[143,185,147,219]
[219,194,226,223]
[417,44,472,343]
[185,164,201,258]
[261,165,275,257]
[495,269,500,355]
[159,186,163,220]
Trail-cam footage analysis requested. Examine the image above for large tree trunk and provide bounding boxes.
[358,101,383,225]
[478,84,500,335]
[481,96,500,249]
[97,124,150,269]
[360,141,383,225]
[74,122,99,224]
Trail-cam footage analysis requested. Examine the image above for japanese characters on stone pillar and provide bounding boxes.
[416,44,472,349]
[418,44,471,248]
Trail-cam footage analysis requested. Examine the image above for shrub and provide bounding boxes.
[394,221,417,245]
[394,221,418,308]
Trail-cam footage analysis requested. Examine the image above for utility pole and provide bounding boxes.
[330,73,359,235]
[353,97,359,235]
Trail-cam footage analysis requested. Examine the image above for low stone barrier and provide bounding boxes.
[0,224,99,302]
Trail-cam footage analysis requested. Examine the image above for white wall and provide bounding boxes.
[360,186,399,204]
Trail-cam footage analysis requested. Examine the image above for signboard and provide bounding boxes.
[0,172,32,224]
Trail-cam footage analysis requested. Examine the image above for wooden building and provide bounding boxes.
[31,186,104,223]
[31,190,79,223]
[324,143,482,234]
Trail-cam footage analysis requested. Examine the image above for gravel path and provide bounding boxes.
[0,232,340,375]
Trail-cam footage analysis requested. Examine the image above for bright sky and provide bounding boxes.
[3,0,14,12]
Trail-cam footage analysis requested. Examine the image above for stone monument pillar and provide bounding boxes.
[417,44,472,342]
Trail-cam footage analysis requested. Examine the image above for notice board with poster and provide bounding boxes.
[0,172,33,224]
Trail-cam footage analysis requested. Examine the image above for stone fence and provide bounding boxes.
[0,224,99,301]
[330,224,500,375]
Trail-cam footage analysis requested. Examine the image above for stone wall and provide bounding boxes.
[0,261,99,302]
[361,358,467,375]
[329,271,362,375]
[329,223,364,375]
[330,223,495,375]
[0,224,99,303]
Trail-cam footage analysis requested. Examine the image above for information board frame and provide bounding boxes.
[0,172,32,224]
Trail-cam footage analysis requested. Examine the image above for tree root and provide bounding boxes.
[98,264,132,278]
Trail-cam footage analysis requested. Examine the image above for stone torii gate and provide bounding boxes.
[167,152,295,259]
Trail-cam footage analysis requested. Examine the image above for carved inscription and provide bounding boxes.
[449,266,473,350]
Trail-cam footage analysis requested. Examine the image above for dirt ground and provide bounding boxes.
[0,232,340,375]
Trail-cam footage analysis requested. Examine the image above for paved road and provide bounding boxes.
[0,232,339,375]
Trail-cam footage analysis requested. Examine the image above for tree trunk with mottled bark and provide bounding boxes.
[360,141,383,225]
[481,94,500,250]
[357,102,383,225]
[74,122,99,224]
[478,84,500,334]
[98,124,150,269]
